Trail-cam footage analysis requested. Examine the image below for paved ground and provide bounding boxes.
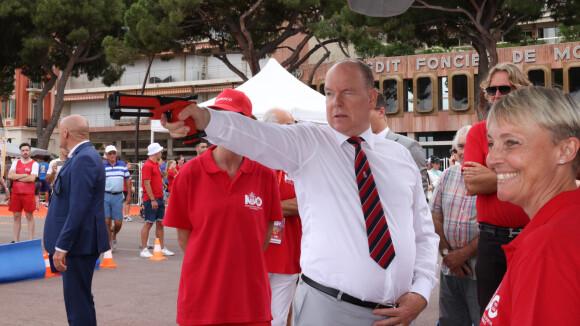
[0,210,440,325]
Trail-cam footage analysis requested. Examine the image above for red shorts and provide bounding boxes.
[9,193,36,213]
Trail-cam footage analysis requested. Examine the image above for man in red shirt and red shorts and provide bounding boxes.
[163,89,283,326]
[8,143,39,242]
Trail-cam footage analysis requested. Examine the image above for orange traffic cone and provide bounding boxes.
[149,238,167,261]
[43,251,60,278]
[100,250,119,268]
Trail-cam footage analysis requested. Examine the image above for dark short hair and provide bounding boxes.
[43,155,51,162]
[196,139,209,147]
[19,143,31,150]
[375,92,386,109]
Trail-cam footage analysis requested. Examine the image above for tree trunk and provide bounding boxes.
[37,59,77,149]
[472,40,493,122]
[35,66,58,143]
[308,48,331,86]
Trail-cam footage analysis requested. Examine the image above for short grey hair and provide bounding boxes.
[263,109,278,123]
[487,86,580,169]
[453,125,471,148]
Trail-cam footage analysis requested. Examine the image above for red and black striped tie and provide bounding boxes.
[347,136,395,269]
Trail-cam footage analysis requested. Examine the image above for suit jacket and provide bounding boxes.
[385,130,429,196]
[43,142,110,256]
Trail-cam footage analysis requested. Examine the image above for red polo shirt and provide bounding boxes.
[167,169,177,192]
[264,170,302,274]
[481,188,580,326]
[163,146,283,325]
[462,121,529,228]
[141,158,163,201]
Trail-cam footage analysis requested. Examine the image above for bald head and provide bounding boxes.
[263,108,295,125]
[61,115,89,139]
[59,115,90,151]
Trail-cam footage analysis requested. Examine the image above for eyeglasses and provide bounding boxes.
[485,86,513,96]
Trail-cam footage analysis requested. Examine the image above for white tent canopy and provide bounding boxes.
[151,58,327,133]
[2,142,51,158]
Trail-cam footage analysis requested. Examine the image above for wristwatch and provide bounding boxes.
[441,248,450,257]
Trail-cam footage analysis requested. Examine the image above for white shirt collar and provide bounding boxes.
[332,127,376,150]
[67,140,90,158]
[376,126,390,139]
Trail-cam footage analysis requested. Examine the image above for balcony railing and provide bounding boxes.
[26,81,44,90]
[26,119,48,128]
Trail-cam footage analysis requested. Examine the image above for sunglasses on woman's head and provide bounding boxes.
[485,86,513,96]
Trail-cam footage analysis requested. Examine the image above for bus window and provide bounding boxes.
[416,76,433,112]
[380,74,404,116]
[567,66,580,101]
[451,74,469,110]
[382,79,399,113]
[316,80,325,95]
[404,79,414,112]
[527,69,546,86]
[447,69,475,114]
[552,69,563,88]
[439,77,449,111]
[413,72,439,116]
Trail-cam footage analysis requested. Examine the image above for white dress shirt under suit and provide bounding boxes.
[205,109,439,304]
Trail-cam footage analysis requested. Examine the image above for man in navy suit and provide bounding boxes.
[43,115,110,325]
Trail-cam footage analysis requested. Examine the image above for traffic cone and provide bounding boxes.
[149,238,167,261]
[43,251,60,278]
[100,250,119,268]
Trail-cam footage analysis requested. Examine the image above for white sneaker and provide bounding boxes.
[112,240,117,253]
[161,248,175,256]
[140,249,153,258]
[123,215,133,222]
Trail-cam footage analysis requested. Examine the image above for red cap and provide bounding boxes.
[208,88,252,118]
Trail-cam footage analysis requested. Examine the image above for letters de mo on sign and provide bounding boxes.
[365,44,580,74]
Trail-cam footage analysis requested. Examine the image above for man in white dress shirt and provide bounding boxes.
[162,59,439,326]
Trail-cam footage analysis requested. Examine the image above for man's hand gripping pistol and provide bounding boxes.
[108,91,206,145]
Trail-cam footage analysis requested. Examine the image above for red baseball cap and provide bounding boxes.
[208,88,252,118]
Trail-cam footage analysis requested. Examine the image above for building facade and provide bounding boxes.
[3,38,579,163]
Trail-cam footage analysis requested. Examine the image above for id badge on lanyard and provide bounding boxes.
[270,170,287,244]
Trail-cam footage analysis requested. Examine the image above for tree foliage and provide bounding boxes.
[0,2,33,107]
[1,0,128,148]
[106,0,344,81]
[329,0,579,121]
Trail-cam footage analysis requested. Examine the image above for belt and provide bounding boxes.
[479,223,523,238]
[105,191,123,195]
[301,275,397,309]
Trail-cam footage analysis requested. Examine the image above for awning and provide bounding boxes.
[143,87,193,95]
[63,93,106,102]
[194,84,231,93]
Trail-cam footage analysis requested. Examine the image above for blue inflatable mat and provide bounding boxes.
[0,239,46,284]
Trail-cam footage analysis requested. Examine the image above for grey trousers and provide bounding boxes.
[293,278,397,326]
[439,272,481,326]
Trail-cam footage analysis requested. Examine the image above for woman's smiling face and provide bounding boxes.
[486,118,560,211]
